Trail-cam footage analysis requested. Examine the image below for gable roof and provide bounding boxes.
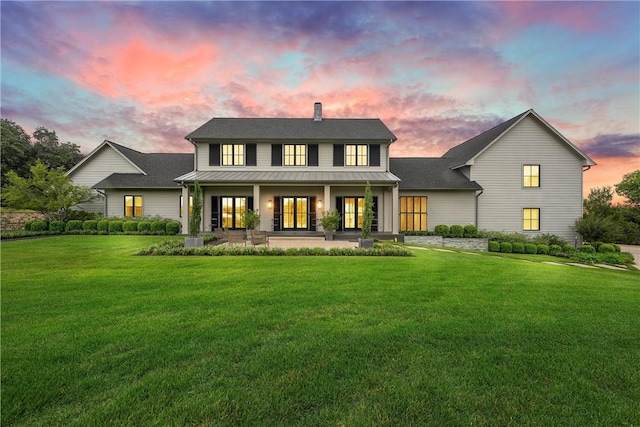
[66,139,146,176]
[185,118,397,142]
[390,158,482,190]
[443,109,596,167]
[93,152,193,189]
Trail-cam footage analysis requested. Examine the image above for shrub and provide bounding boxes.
[463,224,478,238]
[549,244,563,256]
[137,221,151,233]
[478,230,530,244]
[49,220,65,233]
[166,221,180,235]
[562,244,576,254]
[23,220,34,231]
[524,243,538,254]
[593,241,604,252]
[150,221,166,234]
[488,241,500,252]
[83,220,98,231]
[613,244,621,253]
[598,243,616,253]
[434,224,449,237]
[449,225,464,238]
[123,220,139,233]
[108,220,123,233]
[65,220,83,232]
[579,244,596,253]
[532,233,569,247]
[31,220,49,232]
[536,244,549,255]
[500,242,513,253]
[512,242,525,253]
[97,220,110,232]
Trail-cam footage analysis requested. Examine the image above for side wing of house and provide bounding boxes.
[465,113,594,241]
[67,141,143,214]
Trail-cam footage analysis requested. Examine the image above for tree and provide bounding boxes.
[1,119,33,187]
[1,160,93,221]
[189,181,203,237]
[32,126,83,171]
[583,186,615,216]
[361,181,374,239]
[615,170,640,206]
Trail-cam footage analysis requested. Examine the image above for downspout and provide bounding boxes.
[475,190,483,228]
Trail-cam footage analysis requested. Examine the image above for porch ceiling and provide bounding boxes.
[174,170,401,184]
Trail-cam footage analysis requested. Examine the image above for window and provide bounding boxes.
[284,144,306,166]
[222,144,244,166]
[179,195,193,218]
[523,165,540,187]
[124,195,143,217]
[345,144,368,166]
[523,208,540,231]
[400,196,428,231]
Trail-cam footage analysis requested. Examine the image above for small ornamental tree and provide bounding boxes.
[189,181,202,237]
[361,182,374,239]
[1,160,93,221]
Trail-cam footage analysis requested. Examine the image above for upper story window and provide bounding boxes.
[334,144,380,167]
[209,143,256,166]
[346,144,368,166]
[284,144,306,166]
[523,165,540,187]
[222,144,244,166]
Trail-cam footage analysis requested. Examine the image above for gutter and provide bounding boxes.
[96,189,107,216]
[186,138,197,171]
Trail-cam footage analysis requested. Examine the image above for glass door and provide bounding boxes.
[283,197,308,230]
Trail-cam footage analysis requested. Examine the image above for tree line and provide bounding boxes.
[575,170,640,245]
[1,119,92,220]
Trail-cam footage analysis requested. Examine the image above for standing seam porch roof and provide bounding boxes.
[174,170,400,184]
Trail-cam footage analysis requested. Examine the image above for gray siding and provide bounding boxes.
[400,190,476,230]
[69,145,141,214]
[106,189,182,220]
[470,116,584,241]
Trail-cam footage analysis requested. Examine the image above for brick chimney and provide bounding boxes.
[313,102,322,121]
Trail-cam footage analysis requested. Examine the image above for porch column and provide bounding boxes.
[392,184,399,234]
[323,185,331,211]
[181,184,190,235]
[253,184,261,229]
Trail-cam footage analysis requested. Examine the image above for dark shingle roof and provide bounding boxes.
[442,110,529,163]
[390,158,482,190]
[185,118,397,142]
[93,143,193,189]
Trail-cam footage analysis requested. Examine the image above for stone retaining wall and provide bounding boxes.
[404,235,488,251]
[1,212,46,231]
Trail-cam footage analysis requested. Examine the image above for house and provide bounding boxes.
[67,104,595,241]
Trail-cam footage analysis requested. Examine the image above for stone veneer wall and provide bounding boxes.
[1,212,46,230]
[404,236,488,251]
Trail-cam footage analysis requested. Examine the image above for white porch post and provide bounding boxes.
[181,185,190,235]
[392,184,399,234]
[323,185,331,211]
[253,184,261,229]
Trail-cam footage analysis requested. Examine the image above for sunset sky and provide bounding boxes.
[1,1,638,200]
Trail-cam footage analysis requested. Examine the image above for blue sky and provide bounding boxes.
[1,1,638,195]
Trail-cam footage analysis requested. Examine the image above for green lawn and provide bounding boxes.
[2,236,639,426]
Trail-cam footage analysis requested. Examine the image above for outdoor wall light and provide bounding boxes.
[317,200,323,210]
[267,199,273,209]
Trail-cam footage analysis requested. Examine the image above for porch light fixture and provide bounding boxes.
[267,199,273,209]
[317,200,323,210]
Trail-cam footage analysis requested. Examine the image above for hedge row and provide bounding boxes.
[22,219,181,235]
[488,240,633,266]
[138,240,414,257]
[402,224,478,237]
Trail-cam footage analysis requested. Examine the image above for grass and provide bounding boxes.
[2,236,639,426]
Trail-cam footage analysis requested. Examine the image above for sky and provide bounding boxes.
[1,1,638,201]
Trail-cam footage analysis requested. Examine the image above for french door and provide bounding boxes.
[273,196,317,231]
[336,196,378,231]
[211,196,253,229]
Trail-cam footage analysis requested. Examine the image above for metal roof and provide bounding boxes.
[174,170,400,184]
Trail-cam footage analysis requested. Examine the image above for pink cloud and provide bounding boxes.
[501,2,608,33]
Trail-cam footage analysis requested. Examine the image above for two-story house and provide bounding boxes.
[67,104,595,241]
